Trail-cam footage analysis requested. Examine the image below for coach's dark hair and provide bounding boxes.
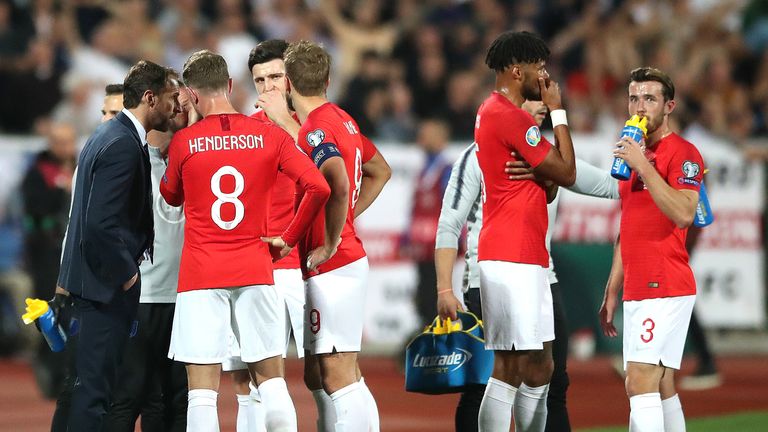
[122,61,173,109]
[629,67,675,101]
[248,39,289,72]
[284,40,330,97]
[183,50,230,92]
[105,83,124,96]
[485,31,550,73]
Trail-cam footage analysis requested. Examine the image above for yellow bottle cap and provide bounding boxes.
[21,298,49,325]
[625,115,648,134]
[433,316,462,334]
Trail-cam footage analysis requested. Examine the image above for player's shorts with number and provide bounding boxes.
[478,261,554,350]
[169,285,285,364]
[622,294,696,370]
[304,257,369,355]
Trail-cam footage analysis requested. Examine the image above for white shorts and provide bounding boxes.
[276,268,305,359]
[623,295,695,370]
[304,257,369,355]
[478,261,554,351]
[221,332,246,372]
[169,285,285,364]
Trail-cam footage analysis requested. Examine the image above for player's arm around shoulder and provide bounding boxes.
[567,158,620,200]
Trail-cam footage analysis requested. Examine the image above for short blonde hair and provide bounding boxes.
[183,50,230,92]
[284,41,330,97]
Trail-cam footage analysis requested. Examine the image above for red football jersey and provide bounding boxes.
[619,132,704,300]
[251,109,301,269]
[160,113,329,292]
[475,92,553,267]
[296,102,372,278]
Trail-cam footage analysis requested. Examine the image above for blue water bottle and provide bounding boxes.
[611,115,649,180]
[22,298,67,352]
[694,181,714,227]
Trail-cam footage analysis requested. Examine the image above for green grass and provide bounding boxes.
[579,411,768,432]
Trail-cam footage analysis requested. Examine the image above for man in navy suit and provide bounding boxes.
[54,60,180,432]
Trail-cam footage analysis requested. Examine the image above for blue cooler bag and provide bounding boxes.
[405,310,494,394]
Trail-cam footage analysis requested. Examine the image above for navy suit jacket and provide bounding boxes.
[58,111,154,304]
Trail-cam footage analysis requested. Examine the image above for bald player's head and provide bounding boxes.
[48,122,77,162]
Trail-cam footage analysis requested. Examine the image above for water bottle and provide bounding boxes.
[22,298,67,352]
[694,181,714,227]
[610,115,649,180]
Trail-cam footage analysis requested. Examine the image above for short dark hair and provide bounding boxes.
[485,31,550,73]
[183,50,230,92]
[284,40,330,97]
[105,83,124,96]
[629,67,675,101]
[123,61,174,109]
[248,39,289,72]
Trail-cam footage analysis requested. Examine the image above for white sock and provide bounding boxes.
[358,377,380,432]
[479,377,517,432]
[249,383,266,432]
[236,394,250,432]
[629,392,664,432]
[187,389,220,432]
[513,383,549,432]
[258,377,297,432]
[662,394,686,432]
[312,389,336,432]
[330,382,369,432]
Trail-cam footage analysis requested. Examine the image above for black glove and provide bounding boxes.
[49,293,73,332]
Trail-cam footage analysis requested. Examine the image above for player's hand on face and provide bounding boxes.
[261,236,292,261]
[613,136,648,172]
[598,295,619,337]
[505,151,536,180]
[256,89,290,123]
[538,77,562,111]
[437,289,464,321]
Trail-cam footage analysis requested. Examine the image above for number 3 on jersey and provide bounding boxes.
[210,165,244,230]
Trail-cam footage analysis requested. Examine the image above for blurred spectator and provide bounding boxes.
[0,0,35,62]
[254,0,305,40]
[376,79,416,142]
[341,50,387,131]
[743,0,768,53]
[443,70,481,140]
[0,0,762,145]
[157,0,210,37]
[401,119,453,327]
[318,0,399,88]
[0,37,64,133]
[0,151,33,356]
[20,122,76,398]
[113,0,165,64]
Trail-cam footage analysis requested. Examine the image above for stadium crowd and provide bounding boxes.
[0,0,767,143]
